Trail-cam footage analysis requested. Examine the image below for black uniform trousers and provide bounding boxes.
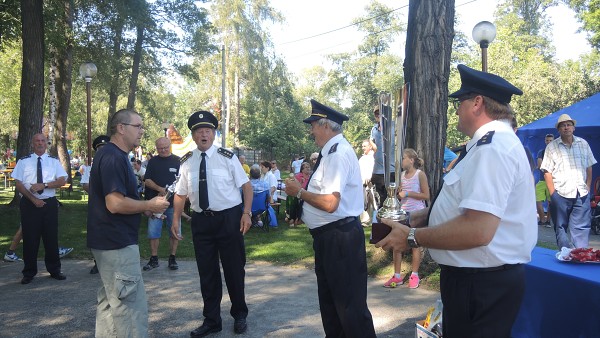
[310,217,376,338]
[191,205,248,327]
[20,197,61,278]
[440,264,525,338]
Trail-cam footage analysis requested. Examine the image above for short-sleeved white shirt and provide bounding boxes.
[429,120,537,267]
[175,145,249,213]
[12,153,68,199]
[302,134,363,229]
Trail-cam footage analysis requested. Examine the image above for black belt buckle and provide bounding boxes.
[202,210,215,216]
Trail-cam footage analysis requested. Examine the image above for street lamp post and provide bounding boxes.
[79,62,97,166]
[472,21,497,72]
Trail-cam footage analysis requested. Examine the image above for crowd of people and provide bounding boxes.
[3,63,597,338]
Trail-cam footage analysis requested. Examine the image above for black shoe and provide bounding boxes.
[168,255,179,270]
[90,264,99,274]
[233,318,247,334]
[50,272,67,280]
[21,276,33,284]
[190,324,222,337]
[143,256,159,271]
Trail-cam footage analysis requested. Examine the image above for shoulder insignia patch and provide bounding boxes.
[19,154,32,160]
[328,143,339,155]
[477,131,495,146]
[180,151,193,164]
[217,148,234,159]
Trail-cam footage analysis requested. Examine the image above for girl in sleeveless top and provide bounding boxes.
[383,148,430,289]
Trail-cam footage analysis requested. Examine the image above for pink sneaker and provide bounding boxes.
[383,275,403,288]
[408,274,420,289]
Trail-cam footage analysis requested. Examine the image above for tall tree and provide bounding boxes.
[404,0,455,194]
[13,0,45,205]
[46,0,75,184]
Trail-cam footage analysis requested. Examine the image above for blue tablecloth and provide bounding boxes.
[511,247,600,337]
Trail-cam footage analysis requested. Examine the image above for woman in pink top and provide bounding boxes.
[294,162,311,189]
[383,148,430,289]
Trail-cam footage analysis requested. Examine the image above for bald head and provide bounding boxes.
[155,137,172,157]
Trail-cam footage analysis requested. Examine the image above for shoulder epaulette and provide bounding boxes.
[19,154,32,160]
[180,151,193,164]
[49,155,59,159]
[217,148,234,159]
[328,143,339,154]
[477,131,495,146]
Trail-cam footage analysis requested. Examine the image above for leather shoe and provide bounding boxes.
[233,318,247,334]
[190,324,221,337]
[21,276,33,284]
[50,272,67,280]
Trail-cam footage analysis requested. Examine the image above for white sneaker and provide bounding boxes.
[4,252,22,262]
[58,247,73,258]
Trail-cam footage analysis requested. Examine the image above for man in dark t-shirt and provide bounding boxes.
[142,137,181,271]
[87,109,169,337]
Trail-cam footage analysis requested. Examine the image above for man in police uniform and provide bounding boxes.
[12,133,68,284]
[284,100,376,337]
[171,111,253,337]
[376,65,537,338]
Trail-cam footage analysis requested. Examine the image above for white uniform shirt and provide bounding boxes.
[11,153,68,199]
[429,120,537,267]
[302,134,363,229]
[358,152,375,182]
[175,145,249,213]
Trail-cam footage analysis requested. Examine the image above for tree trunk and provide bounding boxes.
[11,0,45,207]
[107,24,123,135]
[403,0,455,196]
[127,24,144,110]
[52,0,74,186]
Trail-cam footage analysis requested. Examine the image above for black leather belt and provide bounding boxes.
[439,263,521,274]
[309,216,358,236]
[193,204,240,217]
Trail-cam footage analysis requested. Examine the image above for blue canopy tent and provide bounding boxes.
[516,93,600,191]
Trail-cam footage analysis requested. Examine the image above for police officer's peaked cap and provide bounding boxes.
[92,135,110,151]
[188,110,218,131]
[449,64,523,104]
[303,99,349,125]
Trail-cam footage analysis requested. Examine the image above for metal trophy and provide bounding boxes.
[153,174,181,219]
[375,90,409,224]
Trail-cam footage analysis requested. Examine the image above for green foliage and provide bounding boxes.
[568,0,600,49]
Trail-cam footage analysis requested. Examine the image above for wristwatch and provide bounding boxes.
[243,211,252,217]
[407,228,420,248]
[44,183,49,189]
[296,188,305,199]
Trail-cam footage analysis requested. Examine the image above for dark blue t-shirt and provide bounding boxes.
[87,142,141,250]
[144,154,180,205]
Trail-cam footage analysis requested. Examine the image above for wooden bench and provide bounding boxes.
[59,183,72,198]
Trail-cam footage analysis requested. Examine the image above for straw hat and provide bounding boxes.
[555,114,576,129]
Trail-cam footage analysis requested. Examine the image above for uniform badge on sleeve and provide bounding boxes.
[217,148,233,159]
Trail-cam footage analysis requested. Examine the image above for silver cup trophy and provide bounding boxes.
[370,92,408,243]
[153,174,181,219]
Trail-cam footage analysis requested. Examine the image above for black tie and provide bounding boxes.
[298,153,322,218]
[37,156,44,194]
[199,152,209,210]
[427,146,468,223]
